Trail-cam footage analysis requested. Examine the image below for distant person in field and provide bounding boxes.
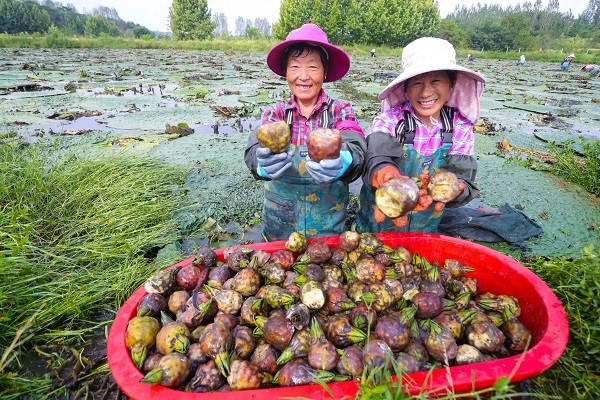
[467,53,475,62]
[561,53,574,71]
[581,64,599,78]
[516,55,526,66]
[371,48,376,57]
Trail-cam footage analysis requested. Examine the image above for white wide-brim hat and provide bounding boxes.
[379,37,486,123]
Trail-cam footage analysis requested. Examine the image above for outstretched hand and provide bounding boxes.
[256,147,293,180]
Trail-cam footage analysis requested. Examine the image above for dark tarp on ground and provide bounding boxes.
[439,203,543,250]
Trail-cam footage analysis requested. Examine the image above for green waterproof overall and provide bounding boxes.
[357,108,454,233]
[263,100,348,241]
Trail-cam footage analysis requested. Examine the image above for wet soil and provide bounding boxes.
[1,48,598,258]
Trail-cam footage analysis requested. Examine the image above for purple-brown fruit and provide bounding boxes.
[363,339,394,370]
[375,177,420,218]
[305,240,333,264]
[186,359,226,392]
[324,314,367,348]
[277,328,311,365]
[240,296,266,326]
[213,313,239,331]
[230,268,261,297]
[339,230,360,252]
[336,345,364,377]
[355,255,386,284]
[276,358,334,387]
[349,302,377,331]
[186,342,209,371]
[194,245,217,268]
[199,322,233,375]
[467,320,506,354]
[176,264,203,291]
[176,307,205,330]
[502,315,532,352]
[307,127,342,162]
[167,290,190,316]
[155,321,190,355]
[140,352,191,388]
[136,293,167,318]
[232,325,256,360]
[263,315,295,351]
[228,359,270,390]
[423,320,458,363]
[325,287,356,313]
[374,314,410,352]
[412,291,443,319]
[395,352,423,373]
[207,265,231,289]
[141,352,163,374]
[428,170,460,203]
[270,249,296,270]
[308,317,339,371]
[250,343,280,375]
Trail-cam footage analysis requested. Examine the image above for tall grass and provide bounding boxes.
[524,247,600,399]
[0,144,186,393]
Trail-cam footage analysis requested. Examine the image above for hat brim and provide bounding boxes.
[266,40,350,82]
[378,58,486,101]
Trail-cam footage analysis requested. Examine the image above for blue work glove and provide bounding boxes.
[305,151,352,184]
[256,147,293,180]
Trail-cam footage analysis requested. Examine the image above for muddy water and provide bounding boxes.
[1,48,598,257]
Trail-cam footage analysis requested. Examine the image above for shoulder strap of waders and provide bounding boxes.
[394,106,455,145]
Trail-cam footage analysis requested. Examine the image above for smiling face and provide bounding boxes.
[285,47,327,108]
[405,71,454,125]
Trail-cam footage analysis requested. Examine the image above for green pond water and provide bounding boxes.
[1,48,598,257]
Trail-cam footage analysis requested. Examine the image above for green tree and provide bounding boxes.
[274,0,439,46]
[84,15,120,37]
[437,19,468,48]
[169,0,215,40]
[132,26,153,38]
[501,13,533,51]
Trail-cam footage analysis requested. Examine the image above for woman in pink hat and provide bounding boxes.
[244,23,366,241]
[357,37,485,233]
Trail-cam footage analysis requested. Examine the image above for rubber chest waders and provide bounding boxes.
[262,99,349,241]
[357,107,455,233]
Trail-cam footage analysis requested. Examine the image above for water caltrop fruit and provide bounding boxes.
[428,171,460,203]
[375,177,420,218]
[256,121,291,154]
[307,128,342,162]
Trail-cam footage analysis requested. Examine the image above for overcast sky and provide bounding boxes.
[71,0,590,33]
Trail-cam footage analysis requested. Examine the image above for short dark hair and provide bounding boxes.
[283,43,329,76]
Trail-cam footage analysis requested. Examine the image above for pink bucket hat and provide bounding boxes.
[379,37,486,122]
[266,23,350,82]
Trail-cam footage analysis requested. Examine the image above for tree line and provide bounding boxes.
[0,0,153,38]
[2,0,599,53]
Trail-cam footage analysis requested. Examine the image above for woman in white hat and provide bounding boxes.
[357,37,485,233]
[561,54,575,71]
[244,23,366,241]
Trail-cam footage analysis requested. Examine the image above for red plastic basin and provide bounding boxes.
[107,232,568,399]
